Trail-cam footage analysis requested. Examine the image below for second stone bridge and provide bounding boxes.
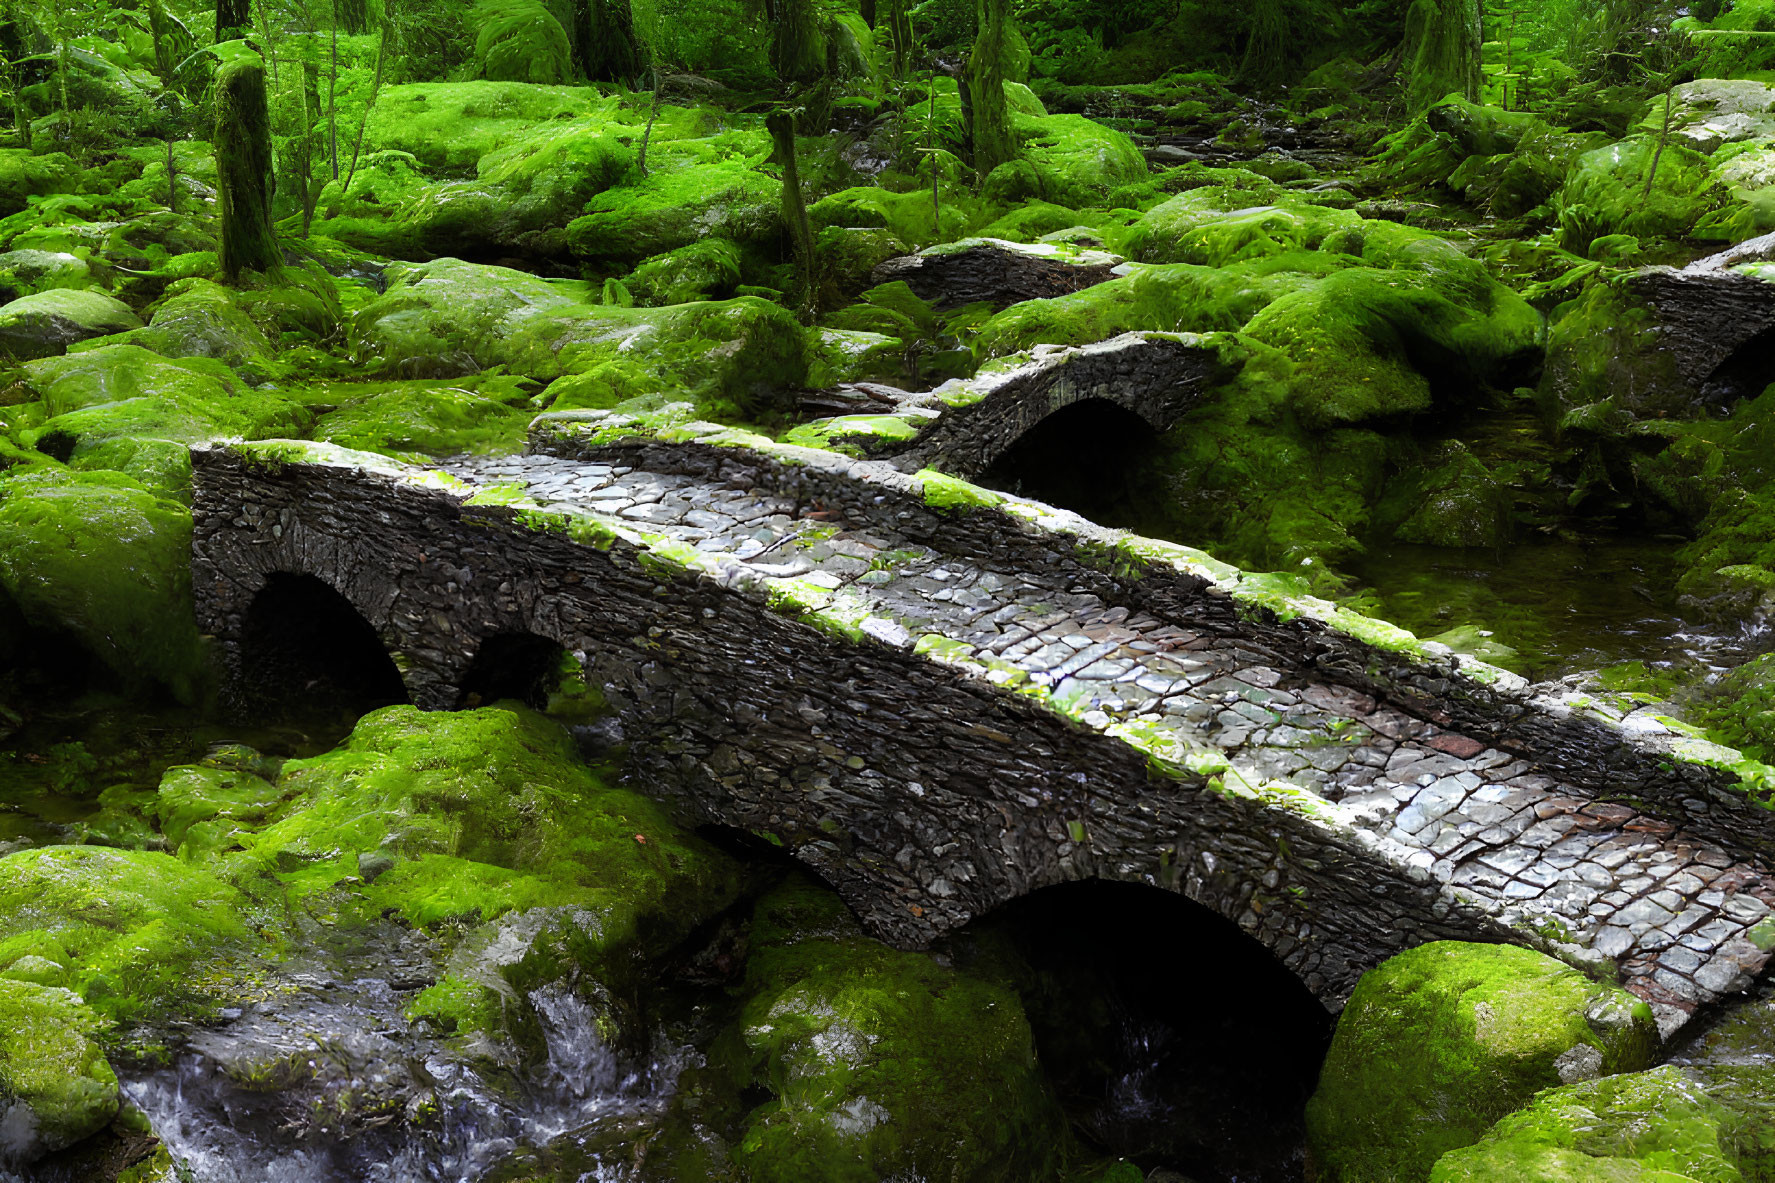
[191,410,1775,1033]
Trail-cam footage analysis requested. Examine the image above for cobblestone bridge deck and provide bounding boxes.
[191,411,1775,1033]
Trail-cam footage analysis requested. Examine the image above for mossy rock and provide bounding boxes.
[102,280,275,377]
[0,249,92,295]
[0,846,262,1025]
[362,82,610,172]
[1305,941,1660,1183]
[810,184,984,250]
[0,980,119,1166]
[567,155,781,266]
[728,879,1067,1183]
[0,468,209,700]
[18,344,310,499]
[355,257,807,417]
[334,119,637,260]
[232,705,744,1046]
[312,379,535,461]
[1430,1066,1746,1182]
[989,111,1147,210]
[468,0,574,83]
[0,289,141,360]
[1557,137,1729,254]
[624,238,743,306]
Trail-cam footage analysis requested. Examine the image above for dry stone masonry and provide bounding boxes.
[190,413,1775,1033]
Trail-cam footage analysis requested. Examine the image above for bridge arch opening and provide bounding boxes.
[976,398,1166,529]
[240,573,408,716]
[949,879,1331,1181]
[457,632,570,710]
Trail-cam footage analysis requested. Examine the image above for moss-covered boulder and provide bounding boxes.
[1430,1067,1747,1182]
[624,239,743,306]
[362,82,608,172]
[987,111,1147,210]
[726,879,1066,1183]
[0,289,141,359]
[18,344,310,498]
[566,156,781,267]
[0,846,261,1025]
[1557,138,1729,254]
[325,119,636,260]
[0,248,92,295]
[0,468,208,700]
[102,280,275,376]
[1305,941,1660,1183]
[354,258,807,417]
[227,706,743,1050]
[311,378,534,461]
[0,980,119,1166]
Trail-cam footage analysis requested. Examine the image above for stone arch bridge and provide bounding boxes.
[192,396,1775,1034]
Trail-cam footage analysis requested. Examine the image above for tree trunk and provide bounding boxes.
[967,0,1015,178]
[769,0,824,84]
[767,110,815,321]
[147,0,176,83]
[215,55,280,279]
[578,0,639,81]
[860,0,875,27]
[214,0,251,42]
[1401,0,1481,112]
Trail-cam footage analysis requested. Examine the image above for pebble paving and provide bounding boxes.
[452,453,1775,1032]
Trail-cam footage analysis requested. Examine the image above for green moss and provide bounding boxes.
[352,258,806,417]
[624,239,743,306]
[1431,1067,1745,1183]
[0,980,119,1164]
[1558,137,1730,254]
[104,280,276,377]
[917,468,1005,514]
[629,0,774,89]
[1306,941,1660,1183]
[988,110,1147,210]
[237,704,741,959]
[728,879,1067,1183]
[361,83,609,172]
[312,379,534,461]
[567,153,780,266]
[469,0,573,83]
[0,846,263,1025]
[213,53,280,280]
[0,289,142,360]
[810,184,986,250]
[0,467,209,701]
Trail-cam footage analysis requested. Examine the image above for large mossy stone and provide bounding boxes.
[225,705,744,1047]
[0,980,119,1167]
[354,257,807,416]
[1305,941,1660,1183]
[0,289,141,360]
[727,879,1066,1183]
[0,468,209,700]
[0,846,261,1025]
[363,82,609,172]
[1430,1067,1746,1182]
[567,158,781,267]
[0,150,75,217]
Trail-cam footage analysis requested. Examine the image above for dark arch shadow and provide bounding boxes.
[1702,321,1775,406]
[240,573,408,717]
[947,879,1331,1182]
[975,398,1166,529]
[457,632,569,711]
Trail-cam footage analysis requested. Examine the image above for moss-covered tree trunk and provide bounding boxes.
[767,110,815,321]
[215,55,279,280]
[1401,0,1481,112]
[967,0,1015,179]
[214,0,251,42]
